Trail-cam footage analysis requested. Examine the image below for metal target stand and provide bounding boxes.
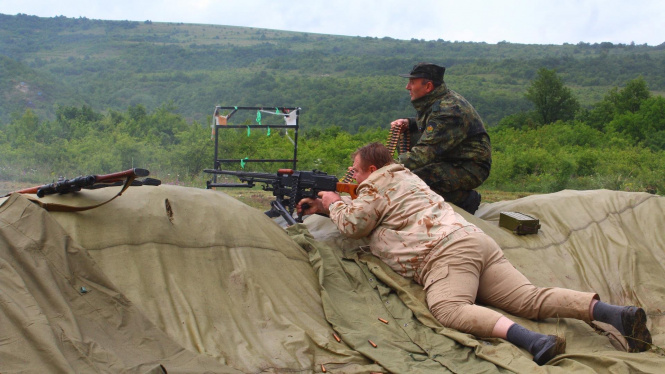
[205,106,301,188]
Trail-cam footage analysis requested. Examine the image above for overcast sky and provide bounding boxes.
[1,0,663,46]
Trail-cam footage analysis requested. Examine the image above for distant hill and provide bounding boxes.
[1,13,664,131]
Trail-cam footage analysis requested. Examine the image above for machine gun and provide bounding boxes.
[205,168,357,225]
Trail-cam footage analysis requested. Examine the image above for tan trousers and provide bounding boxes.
[425,232,598,337]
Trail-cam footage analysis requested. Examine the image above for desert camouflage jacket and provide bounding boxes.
[398,83,491,171]
[329,163,480,284]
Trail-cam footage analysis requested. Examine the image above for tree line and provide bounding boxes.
[1,71,663,196]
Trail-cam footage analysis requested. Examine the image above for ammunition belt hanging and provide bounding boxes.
[341,126,410,183]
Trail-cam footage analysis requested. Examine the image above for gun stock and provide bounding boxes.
[336,182,358,199]
[94,168,149,183]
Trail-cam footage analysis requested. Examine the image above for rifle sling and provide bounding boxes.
[25,174,137,212]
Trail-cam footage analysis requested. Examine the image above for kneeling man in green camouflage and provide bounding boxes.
[391,62,491,214]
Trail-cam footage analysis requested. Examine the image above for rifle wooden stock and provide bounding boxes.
[336,182,358,199]
[93,168,149,183]
[9,185,41,196]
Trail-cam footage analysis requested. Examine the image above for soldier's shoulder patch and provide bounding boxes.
[426,125,434,132]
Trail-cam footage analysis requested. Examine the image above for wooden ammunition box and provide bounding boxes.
[499,211,541,235]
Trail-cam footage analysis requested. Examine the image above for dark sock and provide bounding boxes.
[592,301,625,334]
[506,324,565,365]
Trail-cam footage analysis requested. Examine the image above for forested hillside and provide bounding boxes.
[1,13,664,196]
[2,13,664,128]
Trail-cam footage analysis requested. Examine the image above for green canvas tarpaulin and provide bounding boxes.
[1,185,663,373]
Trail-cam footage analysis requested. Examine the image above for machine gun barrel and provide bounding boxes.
[204,168,285,180]
[204,169,288,189]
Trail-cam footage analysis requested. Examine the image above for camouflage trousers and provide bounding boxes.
[410,160,490,207]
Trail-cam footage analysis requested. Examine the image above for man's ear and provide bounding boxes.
[425,81,436,93]
[368,165,378,173]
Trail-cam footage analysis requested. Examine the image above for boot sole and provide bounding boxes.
[533,335,566,366]
[622,307,652,352]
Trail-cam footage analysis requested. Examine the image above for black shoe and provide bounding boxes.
[532,335,566,366]
[621,306,652,352]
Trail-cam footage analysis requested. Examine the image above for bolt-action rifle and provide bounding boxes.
[7,168,160,197]
[205,168,358,225]
[4,168,161,212]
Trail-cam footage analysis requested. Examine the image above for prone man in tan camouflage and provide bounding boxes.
[391,62,491,215]
[297,142,652,366]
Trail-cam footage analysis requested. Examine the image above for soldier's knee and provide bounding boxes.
[429,299,470,328]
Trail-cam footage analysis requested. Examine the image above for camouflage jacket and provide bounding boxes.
[329,163,481,284]
[398,83,492,171]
